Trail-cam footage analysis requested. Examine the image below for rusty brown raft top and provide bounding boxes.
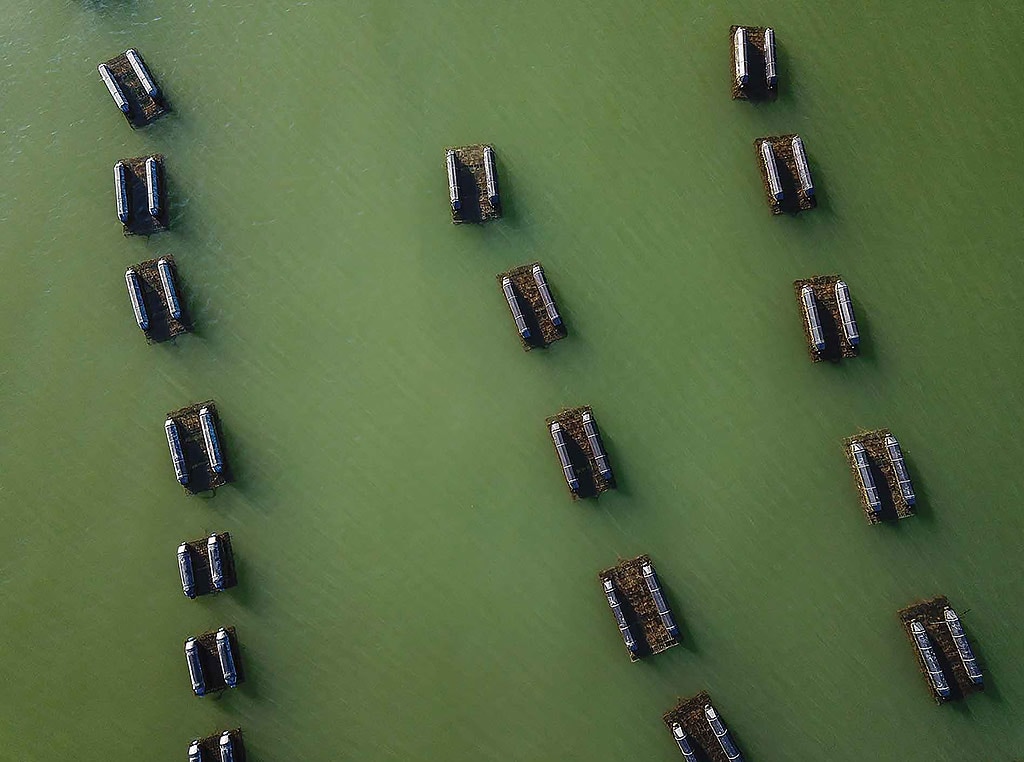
[663,691,746,762]
[843,428,915,524]
[100,50,169,129]
[545,406,615,499]
[119,154,169,236]
[447,144,501,224]
[167,400,232,495]
[898,596,984,702]
[793,275,858,363]
[186,626,244,694]
[130,255,190,343]
[599,554,679,661]
[754,134,816,215]
[496,262,567,350]
[730,25,777,100]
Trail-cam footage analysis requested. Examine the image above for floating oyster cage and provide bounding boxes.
[754,134,816,214]
[126,256,190,342]
[189,729,246,762]
[843,428,915,524]
[496,262,567,350]
[98,49,169,128]
[730,25,778,100]
[117,155,169,235]
[446,143,502,224]
[166,401,232,495]
[793,275,859,362]
[598,554,680,661]
[185,627,244,694]
[179,532,238,597]
[545,406,615,499]
[663,691,746,762]
[897,596,984,703]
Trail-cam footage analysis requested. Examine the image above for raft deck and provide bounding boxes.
[496,262,567,350]
[188,626,244,694]
[898,596,984,702]
[167,401,232,495]
[131,256,189,342]
[546,406,615,499]
[448,144,501,224]
[730,25,777,100]
[793,275,858,362]
[662,691,742,762]
[182,532,238,597]
[754,134,816,214]
[843,428,915,524]
[191,729,246,762]
[120,154,169,236]
[599,554,679,661]
[100,50,169,128]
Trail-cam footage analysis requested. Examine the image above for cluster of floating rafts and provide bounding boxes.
[184,628,238,697]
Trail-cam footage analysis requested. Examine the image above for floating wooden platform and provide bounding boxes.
[898,596,984,702]
[663,691,746,762]
[167,401,232,495]
[599,555,679,661]
[793,275,858,362]
[119,155,169,235]
[447,144,501,224]
[190,729,246,762]
[128,256,190,342]
[187,626,244,694]
[545,406,615,499]
[843,428,915,524]
[99,50,169,128]
[496,262,567,350]
[730,25,777,100]
[754,134,816,214]
[181,532,237,597]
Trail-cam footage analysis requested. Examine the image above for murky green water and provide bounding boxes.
[2,2,1023,759]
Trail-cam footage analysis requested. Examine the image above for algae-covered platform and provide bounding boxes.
[730,25,777,100]
[180,532,237,597]
[126,256,189,342]
[793,275,860,362]
[843,428,916,524]
[117,154,169,236]
[446,143,501,224]
[165,400,232,495]
[189,729,246,762]
[898,596,984,703]
[496,262,567,350]
[545,406,615,499]
[755,134,816,214]
[599,554,680,661]
[98,49,169,129]
[662,691,746,762]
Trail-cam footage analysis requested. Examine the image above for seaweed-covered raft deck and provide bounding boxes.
[545,406,615,499]
[599,555,680,661]
[730,25,777,100]
[125,256,189,342]
[497,262,567,350]
[662,691,746,762]
[116,154,169,236]
[843,428,916,524]
[755,134,816,214]
[898,596,984,702]
[165,400,232,495]
[189,728,246,762]
[185,626,244,694]
[98,49,169,128]
[446,143,502,224]
[793,275,860,362]
[178,532,238,598]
